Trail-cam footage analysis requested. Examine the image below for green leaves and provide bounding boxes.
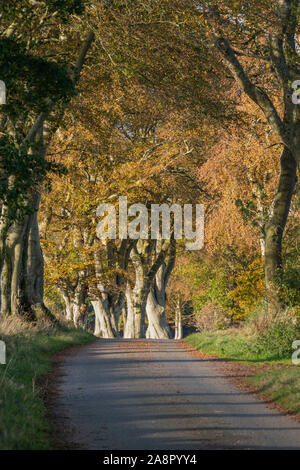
[0,0,87,220]
[0,37,75,119]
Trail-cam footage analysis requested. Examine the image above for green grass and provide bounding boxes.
[0,319,94,450]
[186,329,277,362]
[247,366,300,414]
[186,329,300,415]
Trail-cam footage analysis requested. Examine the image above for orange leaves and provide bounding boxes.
[196,96,281,255]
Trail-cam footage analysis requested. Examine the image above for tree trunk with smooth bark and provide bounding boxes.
[124,283,147,339]
[213,6,300,305]
[60,288,74,321]
[91,298,116,338]
[174,298,183,340]
[0,31,94,320]
[0,191,55,320]
[264,148,297,289]
[124,239,175,339]
[146,262,173,339]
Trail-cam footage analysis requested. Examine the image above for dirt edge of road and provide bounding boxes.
[178,340,300,423]
[38,340,97,450]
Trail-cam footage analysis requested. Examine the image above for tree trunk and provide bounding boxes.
[123,244,147,339]
[0,32,94,321]
[124,284,147,338]
[123,239,175,339]
[94,312,101,337]
[146,288,170,339]
[121,304,127,333]
[0,192,54,320]
[110,292,124,337]
[91,299,116,338]
[146,265,171,339]
[60,289,74,321]
[264,148,297,291]
[90,284,124,338]
[72,278,87,328]
[59,274,87,327]
[174,299,183,340]
[1,214,29,316]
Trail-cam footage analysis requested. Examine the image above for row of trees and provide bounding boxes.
[1,1,299,336]
[39,41,213,337]
[39,1,224,338]
[0,0,94,320]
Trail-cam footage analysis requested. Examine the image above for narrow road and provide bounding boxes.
[55,339,300,450]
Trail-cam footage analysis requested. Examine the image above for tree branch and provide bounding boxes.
[215,36,289,148]
[23,30,95,147]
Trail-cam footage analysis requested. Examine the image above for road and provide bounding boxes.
[55,339,300,450]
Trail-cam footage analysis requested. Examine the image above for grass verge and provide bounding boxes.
[0,318,94,450]
[186,329,300,415]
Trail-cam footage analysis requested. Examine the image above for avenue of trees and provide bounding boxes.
[0,1,299,338]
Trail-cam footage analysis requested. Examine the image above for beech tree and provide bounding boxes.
[198,96,280,259]
[146,240,176,339]
[0,1,94,319]
[91,239,133,338]
[39,2,219,333]
[124,238,175,339]
[196,0,300,296]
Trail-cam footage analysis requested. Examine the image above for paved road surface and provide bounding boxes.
[56,339,300,450]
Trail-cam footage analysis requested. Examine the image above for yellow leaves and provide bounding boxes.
[229,257,265,318]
